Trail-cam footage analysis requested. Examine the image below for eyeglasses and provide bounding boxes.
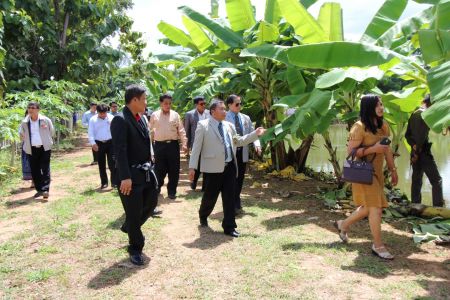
[235,102,241,107]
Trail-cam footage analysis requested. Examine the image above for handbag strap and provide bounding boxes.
[347,147,377,163]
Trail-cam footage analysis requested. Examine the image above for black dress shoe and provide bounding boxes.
[190,182,196,190]
[100,184,108,189]
[42,191,49,199]
[224,230,240,238]
[235,208,244,216]
[168,194,177,200]
[33,191,43,198]
[151,207,162,216]
[200,218,208,227]
[130,253,144,266]
[120,224,127,233]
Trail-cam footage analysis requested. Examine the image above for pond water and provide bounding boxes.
[306,124,450,208]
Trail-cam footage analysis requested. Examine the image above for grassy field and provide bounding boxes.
[0,140,449,299]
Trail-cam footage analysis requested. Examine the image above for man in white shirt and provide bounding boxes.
[184,96,210,191]
[88,104,115,189]
[82,102,98,165]
[20,102,55,199]
[225,94,262,215]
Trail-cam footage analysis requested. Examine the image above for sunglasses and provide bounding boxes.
[198,102,206,106]
[235,102,241,107]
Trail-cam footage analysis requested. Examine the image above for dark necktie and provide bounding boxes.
[218,122,229,161]
[235,114,243,135]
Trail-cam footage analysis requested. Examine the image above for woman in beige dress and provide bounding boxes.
[335,95,398,259]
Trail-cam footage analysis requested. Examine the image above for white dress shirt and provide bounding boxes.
[198,111,207,121]
[88,114,114,145]
[30,119,43,146]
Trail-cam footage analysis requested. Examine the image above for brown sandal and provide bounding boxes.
[334,220,348,243]
[371,245,394,260]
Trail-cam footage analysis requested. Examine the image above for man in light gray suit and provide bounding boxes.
[188,100,266,237]
[226,95,262,215]
[184,96,210,190]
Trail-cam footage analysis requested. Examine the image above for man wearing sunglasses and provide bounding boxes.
[110,101,120,116]
[184,96,210,191]
[20,102,55,199]
[226,95,262,215]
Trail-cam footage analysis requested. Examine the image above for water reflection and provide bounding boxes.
[306,124,450,207]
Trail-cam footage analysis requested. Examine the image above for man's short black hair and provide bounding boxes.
[423,94,431,107]
[90,102,97,107]
[125,84,146,104]
[159,93,173,102]
[97,104,109,113]
[110,101,117,106]
[226,94,240,106]
[209,99,224,112]
[193,96,205,105]
[27,102,40,109]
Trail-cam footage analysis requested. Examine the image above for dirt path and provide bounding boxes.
[1,140,449,299]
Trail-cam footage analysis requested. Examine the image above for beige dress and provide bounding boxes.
[349,121,390,208]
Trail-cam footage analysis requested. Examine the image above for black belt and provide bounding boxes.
[131,162,158,187]
[95,139,112,143]
[32,145,43,148]
[155,140,177,144]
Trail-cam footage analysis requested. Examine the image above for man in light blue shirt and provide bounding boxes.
[226,95,261,215]
[88,104,115,189]
[82,102,98,165]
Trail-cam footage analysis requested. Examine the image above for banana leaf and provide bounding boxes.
[225,0,256,32]
[423,60,450,132]
[179,6,244,48]
[316,67,384,89]
[157,21,196,50]
[361,0,408,43]
[317,2,343,41]
[264,0,282,25]
[182,16,214,52]
[277,0,328,44]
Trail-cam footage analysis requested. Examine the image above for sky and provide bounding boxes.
[125,0,431,55]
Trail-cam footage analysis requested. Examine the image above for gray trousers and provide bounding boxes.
[411,151,444,207]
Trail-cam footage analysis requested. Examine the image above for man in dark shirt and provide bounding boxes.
[405,95,444,207]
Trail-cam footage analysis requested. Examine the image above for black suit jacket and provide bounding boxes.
[111,106,153,185]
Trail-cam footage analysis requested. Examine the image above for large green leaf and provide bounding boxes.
[317,3,343,41]
[316,66,384,88]
[361,0,408,43]
[286,66,306,94]
[192,66,241,98]
[157,21,195,49]
[434,0,450,30]
[300,0,318,9]
[240,44,290,64]
[254,21,279,45]
[277,0,328,44]
[376,7,434,49]
[182,16,213,52]
[264,0,282,25]
[225,0,256,31]
[286,42,398,69]
[423,60,450,132]
[419,29,450,63]
[179,6,244,48]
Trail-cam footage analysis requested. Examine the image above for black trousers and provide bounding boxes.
[92,149,98,162]
[28,146,51,192]
[200,162,237,232]
[119,179,158,255]
[192,159,205,191]
[154,141,180,196]
[235,148,247,209]
[411,151,444,207]
[96,140,115,185]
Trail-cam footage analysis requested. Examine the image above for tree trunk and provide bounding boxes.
[322,131,342,181]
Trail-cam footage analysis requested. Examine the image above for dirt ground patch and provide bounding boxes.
[0,141,449,299]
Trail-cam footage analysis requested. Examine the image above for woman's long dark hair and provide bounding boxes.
[360,94,383,134]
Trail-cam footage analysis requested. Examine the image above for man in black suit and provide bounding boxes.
[111,85,158,266]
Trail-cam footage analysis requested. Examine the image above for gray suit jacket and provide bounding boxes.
[189,118,259,177]
[184,109,210,149]
[225,111,261,162]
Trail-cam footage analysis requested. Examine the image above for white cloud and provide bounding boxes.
[127,0,431,54]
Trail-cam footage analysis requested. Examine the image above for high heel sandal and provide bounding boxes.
[333,220,348,243]
[371,245,394,260]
